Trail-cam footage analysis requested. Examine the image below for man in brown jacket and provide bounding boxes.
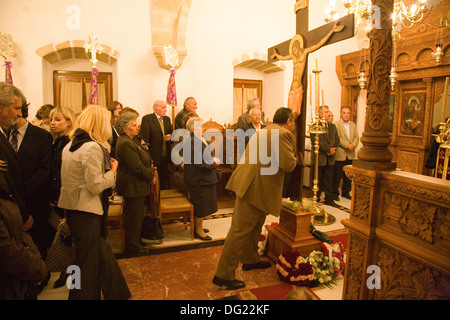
[213,108,298,290]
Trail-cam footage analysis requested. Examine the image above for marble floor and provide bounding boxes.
[38,197,351,301]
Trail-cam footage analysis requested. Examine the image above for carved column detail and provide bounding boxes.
[357,0,394,164]
[342,233,367,300]
[375,245,450,300]
[343,165,450,299]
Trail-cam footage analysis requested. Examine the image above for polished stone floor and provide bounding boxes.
[38,197,350,300]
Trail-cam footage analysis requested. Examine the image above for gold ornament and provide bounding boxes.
[0,30,17,61]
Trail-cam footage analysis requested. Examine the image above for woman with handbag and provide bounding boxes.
[58,105,130,300]
[47,106,76,288]
[183,117,220,241]
[115,111,155,255]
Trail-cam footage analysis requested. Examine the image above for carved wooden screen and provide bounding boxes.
[337,0,450,175]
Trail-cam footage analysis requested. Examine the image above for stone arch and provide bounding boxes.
[233,52,285,74]
[35,40,120,65]
[151,0,192,70]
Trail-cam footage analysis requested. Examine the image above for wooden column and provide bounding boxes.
[355,0,396,167]
[342,0,395,300]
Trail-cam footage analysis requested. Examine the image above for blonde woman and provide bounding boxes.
[58,105,130,300]
[48,107,76,288]
[49,107,76,210]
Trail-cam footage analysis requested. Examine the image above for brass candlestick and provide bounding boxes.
[308,61,336,226]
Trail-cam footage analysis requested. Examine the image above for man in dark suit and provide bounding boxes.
[0,82,31,227]
[11,101,53,258]
[310,105,340,208]
[237,98,265,129]
[213,108,298,290]
[241,108,266,148]
[174,97,198,129]
[140,100,173,189]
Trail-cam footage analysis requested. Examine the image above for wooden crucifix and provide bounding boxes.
[268,0,354,200]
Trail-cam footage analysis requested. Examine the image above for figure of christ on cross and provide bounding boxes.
[268,2,354,200]
[271,22,344,116]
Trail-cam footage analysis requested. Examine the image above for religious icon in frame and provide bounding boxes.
[400,92,425,136]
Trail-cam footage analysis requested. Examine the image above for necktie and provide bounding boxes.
[159,118,167,156]
[10,129,18,152]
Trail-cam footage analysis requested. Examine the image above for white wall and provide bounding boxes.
[0,0,362,126]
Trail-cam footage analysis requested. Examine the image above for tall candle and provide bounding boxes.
[442,77,449,123]
[321,89,325,118]
[310,74,313,123]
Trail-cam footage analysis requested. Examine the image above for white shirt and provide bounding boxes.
[342,119,350,140]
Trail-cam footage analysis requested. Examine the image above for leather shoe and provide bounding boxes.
[53,273,69,288]
[324,201,340,208]
[212,276,245,290]
[194,232,212,241]
[242,261,271,271]
[203,229,209,233]
[342,194,352,200]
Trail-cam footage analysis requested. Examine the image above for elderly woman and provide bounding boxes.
[58,105,130,300]
[183,117,220,241]
[115,111,155,255]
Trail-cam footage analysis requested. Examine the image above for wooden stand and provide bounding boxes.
[265,206,322,262]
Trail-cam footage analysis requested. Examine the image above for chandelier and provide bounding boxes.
[325,0,427,32]
[431,17,447,66]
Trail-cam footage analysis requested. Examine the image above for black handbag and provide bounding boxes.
[141,215,164,240]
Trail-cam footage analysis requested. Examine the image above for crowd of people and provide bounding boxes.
[0,81,226,299]
[0,80,359,298]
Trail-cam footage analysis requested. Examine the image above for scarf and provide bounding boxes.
[70,128,110,171]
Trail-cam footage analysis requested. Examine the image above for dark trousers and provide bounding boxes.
[123,196,147,253]
[157,157,169,190]
[66,210,130,300]
[333,158,353,197]
[318,163,335,203]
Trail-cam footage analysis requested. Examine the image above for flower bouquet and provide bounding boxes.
[276,250,315,286]
[304,250,335,288]
[281,198,315,213]
[321,242,346,279]
[257,222,278,256]
[281,198,302,212]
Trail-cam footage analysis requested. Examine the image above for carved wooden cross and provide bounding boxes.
[268,1,354,199]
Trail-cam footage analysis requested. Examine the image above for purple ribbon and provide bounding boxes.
[166,68,177,106]
[89,68,99,105]
[4,61,13,84]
